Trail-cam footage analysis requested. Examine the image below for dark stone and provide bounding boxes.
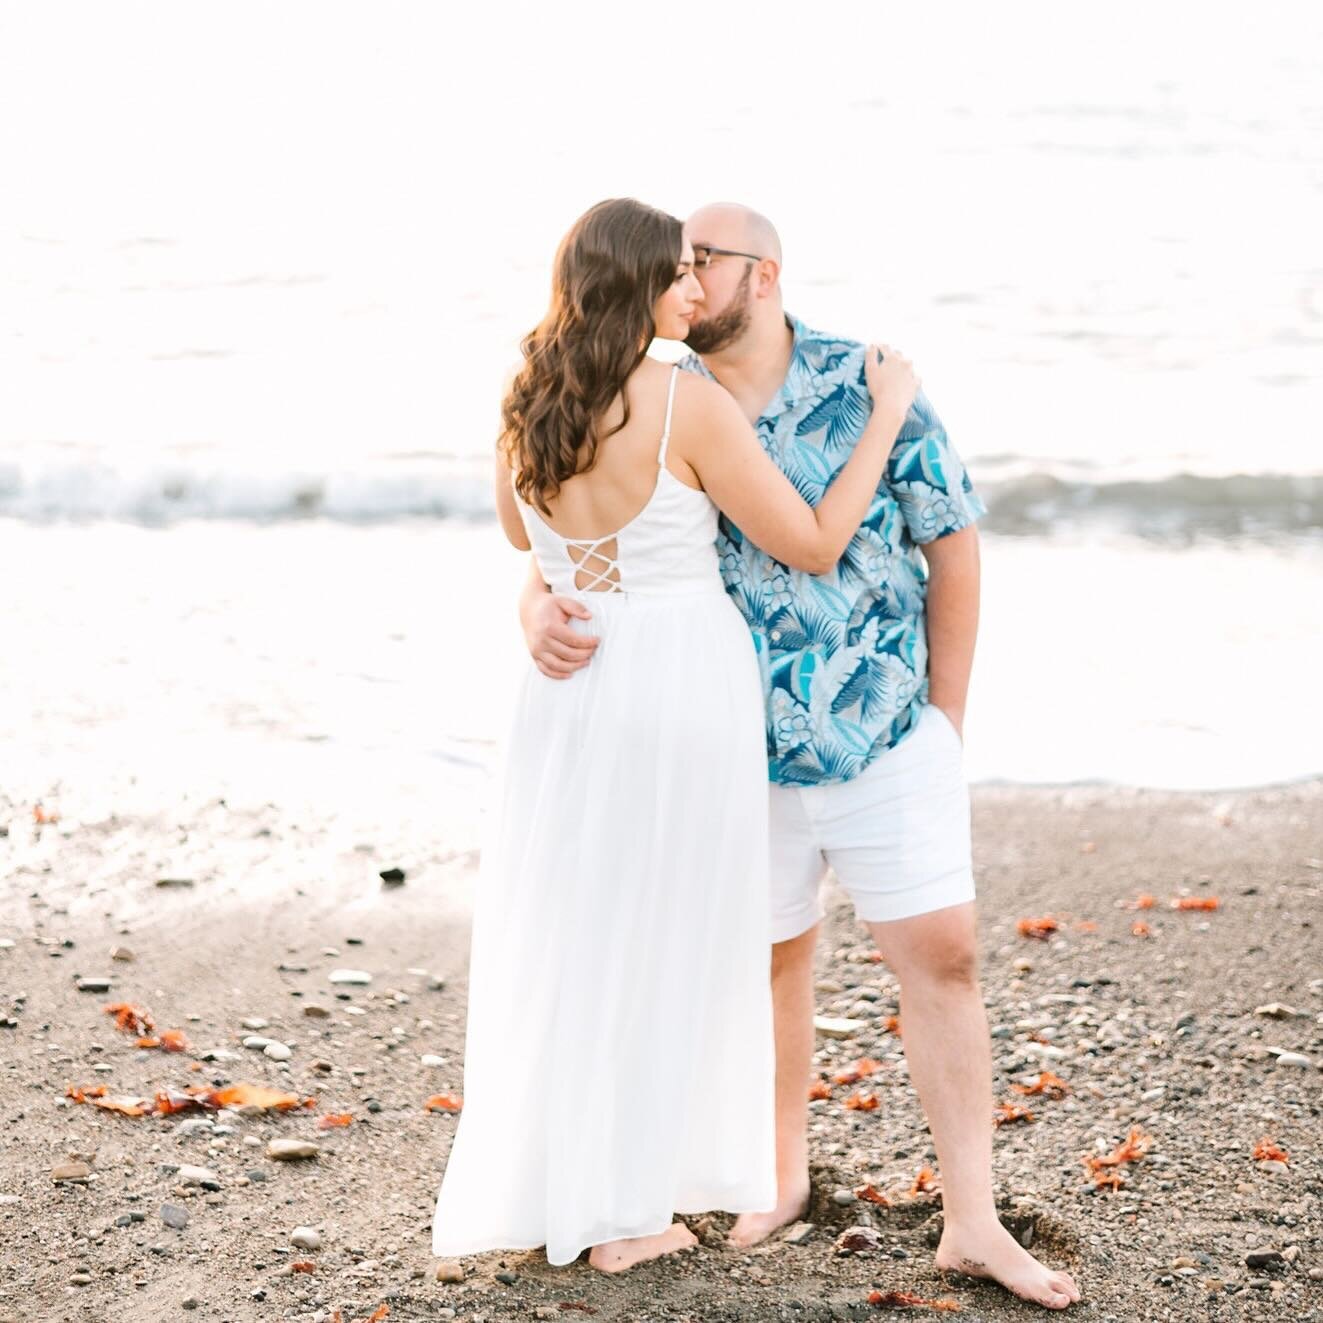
[1246,1250,1284,1270]
[379,867,406,885]
[495,1271,518,1285]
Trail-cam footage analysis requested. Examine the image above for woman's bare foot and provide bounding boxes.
[588,1221,697,1273]
[728,1179,811,1249]
[935,1218,1081,1310]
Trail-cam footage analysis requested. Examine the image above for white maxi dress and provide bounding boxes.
[432,367,777,1265]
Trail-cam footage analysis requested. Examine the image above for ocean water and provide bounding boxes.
[1,1,1321,794]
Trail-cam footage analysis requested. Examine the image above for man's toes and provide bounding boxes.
[1051,1271,1081,1301]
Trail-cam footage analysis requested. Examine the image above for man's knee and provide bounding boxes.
[771,921,819,977]
[870,907,979,988]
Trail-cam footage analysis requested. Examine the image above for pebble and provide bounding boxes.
[328,969,372,986]
[435,1259,465,1283]
[290,1226,321,1251]
[1309,1267,1323,1282]
[182,1299,200,1311]
[267,1139,320,1161]
[303,1005,331,1018]
[421,1054,446,1067]
[242,1036,279,1051]
[109,946,135,962]
[783,1221,814,1245]
[835,1226,883,1254]
[379,867,406,885]
[1282,1246,1300,1264]
[1255,1003,1304,1019]
[52,1161,92,1183]
[155,876,195,888]
[1246,1250,1283,1269]
[0,938,14,949]
[495,1270,518,1285]
[241,1016,269,1030]
[160,1203,189,1230]
[263,1042,292,1062]
[70,1270,93,1285]
[813,1015,865,1039]
[0,1194,20,1206]
[1273,1051,1311,1069]
[175,1165,220,1187]
[535,1309,559,1321]
[75,977,112,993]
[1258,1159,1290,1176]
[831,1189,857,1206]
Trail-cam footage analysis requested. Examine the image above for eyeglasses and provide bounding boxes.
[691,244,764,269]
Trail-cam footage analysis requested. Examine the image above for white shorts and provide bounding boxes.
[767,703,975,943]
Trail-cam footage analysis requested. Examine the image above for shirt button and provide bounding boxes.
[770,629,782,642]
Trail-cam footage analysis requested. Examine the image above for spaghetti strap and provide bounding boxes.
[657,365,679,468]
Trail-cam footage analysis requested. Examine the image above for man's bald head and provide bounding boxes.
[686,202,782,266]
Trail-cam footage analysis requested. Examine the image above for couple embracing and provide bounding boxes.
[432,198,1081,1311]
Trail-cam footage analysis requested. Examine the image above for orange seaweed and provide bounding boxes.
[1082,1125,1151,1187]
[910,1166,939,1195]
[205,1083,310,1111]
[1252,1138,1289,1164]
[868,1289,961,1310]
[425,1093,464,1113]
[1016,916,1058,941]
[1012,1071,1070,1099]
[854,1183,891,1205]
[993,1101,1034,1126]
[104,1002,155,1036]
[1131,920,1151,937]
[1171,896,1220,911]
[883,1015,903,1036]
[833,1057,884,1085]
[808,1079,833,1101]
[290,1260,316,1273]
[844,1091,880,1112]
[317,1112,354,1129]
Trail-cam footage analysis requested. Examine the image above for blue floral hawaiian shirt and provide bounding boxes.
[678,316,985,786]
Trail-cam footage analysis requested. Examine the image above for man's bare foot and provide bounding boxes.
[728,1180,811,1249]
[588,1222,697,1273]
[935,1218,1082,1310]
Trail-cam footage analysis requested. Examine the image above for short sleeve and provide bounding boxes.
[884,389,986,545]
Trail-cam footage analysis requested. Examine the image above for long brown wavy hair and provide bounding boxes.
[500,198,684,514]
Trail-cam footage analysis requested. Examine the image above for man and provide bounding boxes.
[519,203,1081,1310]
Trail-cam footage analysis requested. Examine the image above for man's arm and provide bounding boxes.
[920,524,980,739]
[518,558,600,680]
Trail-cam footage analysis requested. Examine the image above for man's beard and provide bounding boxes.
[684,265,752,354]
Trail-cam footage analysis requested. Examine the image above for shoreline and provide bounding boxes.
[2,779,1320,1321]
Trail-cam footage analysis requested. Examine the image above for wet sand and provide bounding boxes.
[1,780,1320,1322]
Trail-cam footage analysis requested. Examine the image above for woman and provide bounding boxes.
[432,198,918,1273]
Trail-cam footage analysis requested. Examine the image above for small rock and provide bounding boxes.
[290,1226,321,1251]
[1308,1267,1323,1282]
[421,1054,446,1067]
[266,1139,320,1161]
[435,1259,465,1283]
[52,1161,92,1183]
[182,1299,200,1311]
[783,1221,814,1245]
[831,1188,857,1206]
[1245,1250,1283,1269]
[176,1165,220,1187]
[109,946,135,962]
[328,969,372,986]
[1273,1051,1311,1069]
[75,977,112,993]
[160,1203,189,1230]
[835,1226,883,1254]
[535,1310,558,1321]
[242,1036,278,1051]
[155,877,195,888]
[1013,957,1034,973]
[241,1017,269,1030]
[1255,1003,1305,1019]
[0,1194,20,1206]
[303,1005,331,1019]
[1258,1159,1290,1176]
[70,1271,93,1285]
[813,1015,865,1039]
[1282,1246,1300,1264]
[263,1042,292,1062]
[495,1270,518,1285]
[379,867,406,886]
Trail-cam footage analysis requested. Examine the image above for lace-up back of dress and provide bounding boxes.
[515,367,725,600]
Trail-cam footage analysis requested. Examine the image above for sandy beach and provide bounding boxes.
[2,778,1319,1323]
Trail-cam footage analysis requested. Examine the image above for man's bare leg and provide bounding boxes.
[728,921,819,1247]
[868,902,1081,1310]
